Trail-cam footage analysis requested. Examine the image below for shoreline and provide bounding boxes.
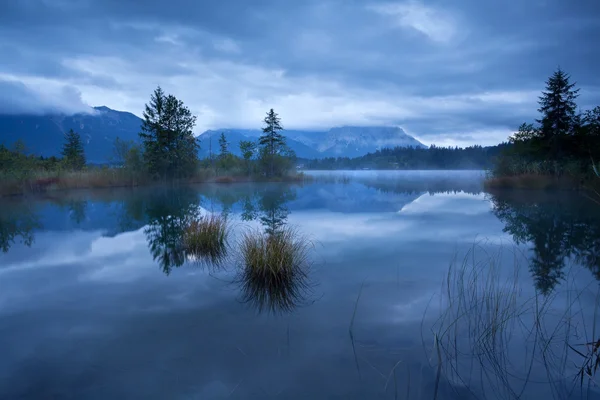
[0,171,310,198]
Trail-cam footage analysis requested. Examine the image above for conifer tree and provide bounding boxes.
[258,109,285,177]
[537,68,580,137]
[218,132,229,158]
[62,129,86,170]
[139,86,199,178]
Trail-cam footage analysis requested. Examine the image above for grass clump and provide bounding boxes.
[237,226,312,314]
[183,214,230,269]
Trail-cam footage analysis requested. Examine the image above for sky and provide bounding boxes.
[0,0,598,146]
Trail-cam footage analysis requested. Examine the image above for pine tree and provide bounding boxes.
[139,86,199,178]
[218,132,229,158]
[258,108,285,177]
[62,129,86,170]
[537,68,579,159]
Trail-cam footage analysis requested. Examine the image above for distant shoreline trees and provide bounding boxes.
[302,144,507,170]
[489,68,600,184]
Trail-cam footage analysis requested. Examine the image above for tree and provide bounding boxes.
[113,137,133,166]
[239,140,256,174]
[218,132,229,158]
[139,86,199,179]
[509,123,541,144]
[537,68,580,160]
[62,129,86,170]
[259,108,285,177]
[582,106,600,137]
[113,137,144,183]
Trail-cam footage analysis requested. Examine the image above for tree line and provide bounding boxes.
[302,144,509,170]
[0,86,298,185]
[492,68,600,179]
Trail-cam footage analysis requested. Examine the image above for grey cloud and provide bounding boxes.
[0,0,598,145]
[0,79,95,115]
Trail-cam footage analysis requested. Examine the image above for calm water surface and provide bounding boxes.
[1,170,600,399]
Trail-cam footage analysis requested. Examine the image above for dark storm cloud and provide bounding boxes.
[0,0,598,145]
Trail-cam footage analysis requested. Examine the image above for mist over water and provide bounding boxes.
[1,170,599,399]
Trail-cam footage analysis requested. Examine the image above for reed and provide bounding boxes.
[183,214,230,269]
[427,242,600,399]
[237,226,312,314]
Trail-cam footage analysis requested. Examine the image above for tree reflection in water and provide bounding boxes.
[0,201,41,253]
[489,190,600,294]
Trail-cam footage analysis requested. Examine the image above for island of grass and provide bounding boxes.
[484,68,600,191]
[0,87,306,197]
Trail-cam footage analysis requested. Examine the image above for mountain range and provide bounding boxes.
[0,106,426,162]
[0,106,143,163]
[198,126,426,159]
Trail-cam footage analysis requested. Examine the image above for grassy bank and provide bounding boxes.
[0,168,310,197]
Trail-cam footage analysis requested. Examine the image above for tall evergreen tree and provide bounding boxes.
[139,86,199,178]
[218,132,229,158]
[537,68,580,159]
[259,108,285,177]
[62,129,86,170]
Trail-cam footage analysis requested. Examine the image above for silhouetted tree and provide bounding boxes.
[537,68,580,137]
[139,86,199,179]
[62,129,86,170]
[536,68,580,161]
[259,108,285,177]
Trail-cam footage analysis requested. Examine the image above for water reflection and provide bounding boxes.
[183,214,230,270]
[235,185,311,314]
[140,188,201,275]
[236,227,313,315]
[4,176,600,398]
[489,190,600,294]
[2,182,600,298]
[0,202,40,253]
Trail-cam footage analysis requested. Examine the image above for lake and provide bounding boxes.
[1,170,600,399]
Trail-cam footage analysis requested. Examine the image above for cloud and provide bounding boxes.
[368,1,461,43]
[213,38,241,54]
[0,0,598,146]
[0,76,96,115]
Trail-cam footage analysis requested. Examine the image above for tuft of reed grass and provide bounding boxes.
[183,214,230,269]
[237,226,313,314]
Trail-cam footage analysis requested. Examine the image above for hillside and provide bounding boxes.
[198,126,426,159]
[0,106,142,163]
[0,106,427,161]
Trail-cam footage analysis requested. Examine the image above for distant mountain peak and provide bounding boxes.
[197,125,426,159]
